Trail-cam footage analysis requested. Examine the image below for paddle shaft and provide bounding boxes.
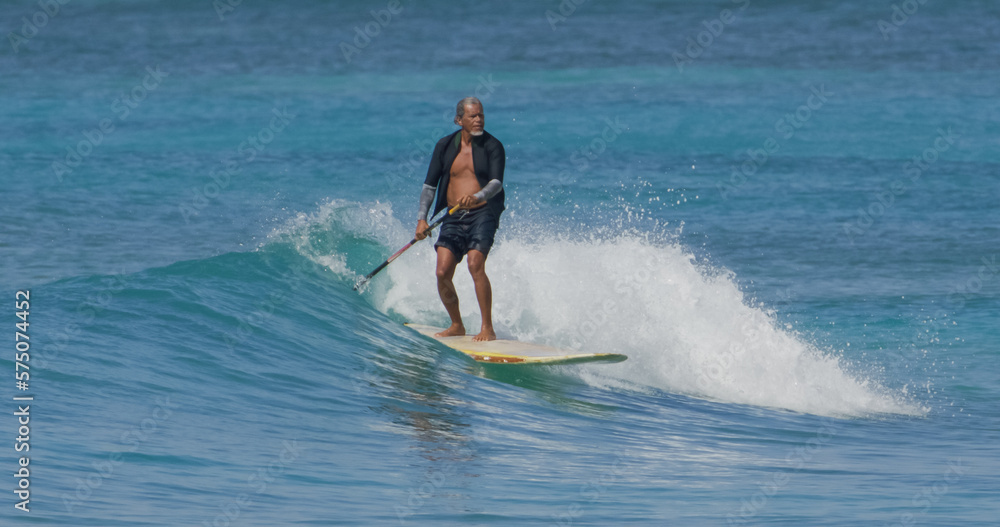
[353,205,461,290]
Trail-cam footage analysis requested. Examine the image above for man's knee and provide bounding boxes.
[436,249,458,280]
[467,251,487,276]
[436,262,456,280]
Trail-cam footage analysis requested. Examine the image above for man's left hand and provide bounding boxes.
[457,195,483,209]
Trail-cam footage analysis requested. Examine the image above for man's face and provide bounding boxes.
[459,103,484,136]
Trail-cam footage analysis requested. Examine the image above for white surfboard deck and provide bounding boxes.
[406,324,628,365]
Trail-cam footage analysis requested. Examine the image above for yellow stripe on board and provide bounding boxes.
[405,324,628,365]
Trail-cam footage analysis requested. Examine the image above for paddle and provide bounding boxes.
[353,204,463,291]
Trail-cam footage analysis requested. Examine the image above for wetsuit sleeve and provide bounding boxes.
[424,137,448,187]
[473,179,502,202]
[485,136,505,183]
[418,135,451,220]
[417,184,436,221]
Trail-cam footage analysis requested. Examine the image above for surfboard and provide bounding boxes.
[406,324,628,365]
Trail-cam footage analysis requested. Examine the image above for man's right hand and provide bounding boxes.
[415,220,430,240]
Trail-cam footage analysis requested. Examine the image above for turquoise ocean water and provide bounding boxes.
[2,0,998,525]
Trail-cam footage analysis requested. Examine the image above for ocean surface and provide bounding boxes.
[2,0,998,525]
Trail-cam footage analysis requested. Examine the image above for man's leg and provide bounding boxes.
[466,249,495,341]
[435,246,465,337]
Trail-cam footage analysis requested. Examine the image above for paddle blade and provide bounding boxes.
[352,275,370,292]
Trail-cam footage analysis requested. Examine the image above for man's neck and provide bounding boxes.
[460,129,477,146]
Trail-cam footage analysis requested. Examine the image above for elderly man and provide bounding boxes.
[415,97,505,341]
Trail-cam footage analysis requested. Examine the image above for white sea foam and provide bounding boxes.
[295,200,924,417]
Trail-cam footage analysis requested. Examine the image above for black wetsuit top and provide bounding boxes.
[423,130,506,221]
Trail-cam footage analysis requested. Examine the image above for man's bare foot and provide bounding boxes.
[435,323,465,338]
[472,327,496,342]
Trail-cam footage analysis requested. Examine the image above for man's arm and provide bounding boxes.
[485,136,505,183]
[417,136,451,239]
[472,179,502,202]
[415,184,435,240]
[417,184,436,222]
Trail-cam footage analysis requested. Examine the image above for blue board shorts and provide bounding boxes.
[435,206,498,262]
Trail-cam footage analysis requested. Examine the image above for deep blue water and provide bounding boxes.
[2,0,998,525]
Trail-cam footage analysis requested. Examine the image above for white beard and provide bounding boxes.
[471,130,484,137]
